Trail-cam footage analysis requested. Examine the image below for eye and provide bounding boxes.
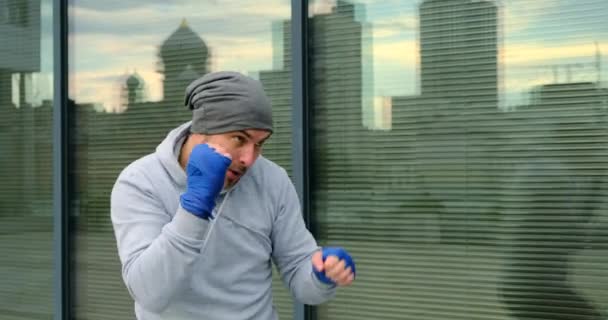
[232,135,246,145]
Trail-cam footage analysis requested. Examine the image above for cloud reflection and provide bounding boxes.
[69,0,607,113]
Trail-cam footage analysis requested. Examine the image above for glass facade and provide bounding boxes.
[309,1,608,319]
[67,1,293,319]
[0,0,54,319]
[1,0,607,319]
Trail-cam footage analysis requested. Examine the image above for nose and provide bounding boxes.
[238,145,258,167]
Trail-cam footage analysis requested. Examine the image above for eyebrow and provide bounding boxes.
[238,130,252,139]
[238,130,270,145]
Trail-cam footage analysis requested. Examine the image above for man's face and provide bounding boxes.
[198,129,271,188]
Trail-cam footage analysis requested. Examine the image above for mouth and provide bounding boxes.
[227,169,243,181]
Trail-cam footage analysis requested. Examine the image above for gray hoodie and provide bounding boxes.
[111,122,335,320]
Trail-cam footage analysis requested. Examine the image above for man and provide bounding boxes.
[111,71,356,319]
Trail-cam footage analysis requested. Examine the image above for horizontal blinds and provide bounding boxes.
[69,3,294,319]
[310,1,608,320]
[0,1,53,319]
[262,69,295,320]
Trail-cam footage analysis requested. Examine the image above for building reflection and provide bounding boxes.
[1,0,607,319]
[0,0,46,223]
[0,0,54,318]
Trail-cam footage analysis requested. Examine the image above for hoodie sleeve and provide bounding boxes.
[111,166,212,313]
[271,169,337,305]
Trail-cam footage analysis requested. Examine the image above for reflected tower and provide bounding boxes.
[0,0,41,216]
[122,72,146,108]
[419,0,498,107]
[158,19,209,104]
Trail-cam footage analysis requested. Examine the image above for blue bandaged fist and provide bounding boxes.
[313,247,356,286]
[180,143,231,219]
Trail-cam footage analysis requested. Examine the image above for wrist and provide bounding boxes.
[180,192,214,219]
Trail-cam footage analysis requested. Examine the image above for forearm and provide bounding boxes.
[120,207,211,312]
[287,254,337,305]
[273,171,338,305]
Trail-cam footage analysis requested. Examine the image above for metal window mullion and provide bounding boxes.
[53,0,69,318]
[291,0,314,320]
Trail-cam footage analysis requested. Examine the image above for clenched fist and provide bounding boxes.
[180,143,232,219]
[312,247,356,286]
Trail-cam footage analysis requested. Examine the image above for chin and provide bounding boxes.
[225,178,238,189]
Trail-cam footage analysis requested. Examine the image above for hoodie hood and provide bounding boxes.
[155,121,191,188]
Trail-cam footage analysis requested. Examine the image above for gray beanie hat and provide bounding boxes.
[184,71,273,134]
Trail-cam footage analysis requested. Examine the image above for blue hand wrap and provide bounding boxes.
[313,247,356,285]
[180,144,231,219]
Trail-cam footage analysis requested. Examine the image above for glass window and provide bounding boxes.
[68,1,293,319]
[0,0,54,318]
[309,0,608,319]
